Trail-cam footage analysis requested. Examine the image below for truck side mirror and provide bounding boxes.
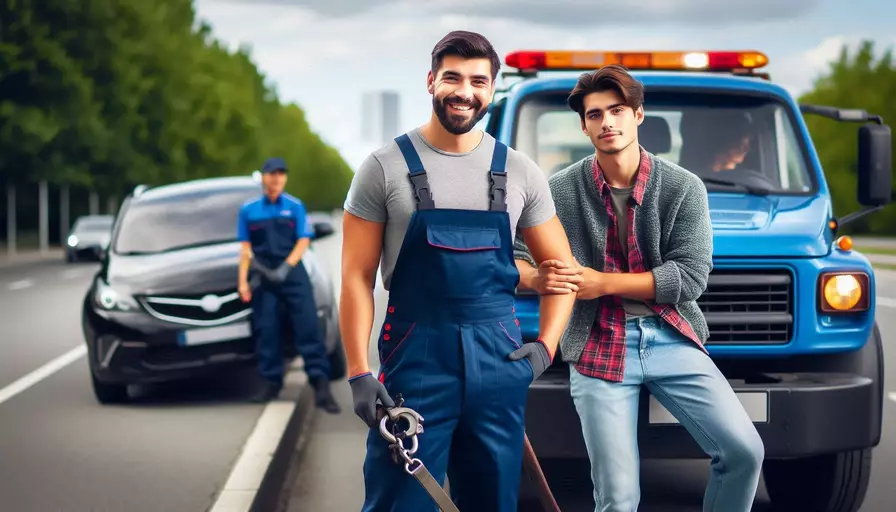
[857,123,892,206]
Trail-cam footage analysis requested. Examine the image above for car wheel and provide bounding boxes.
[91,373,129,404]
[328,335,347,381]
[763,448,872,512]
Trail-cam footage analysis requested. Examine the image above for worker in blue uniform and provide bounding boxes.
[237,157,340,411]
[340,31,578,511]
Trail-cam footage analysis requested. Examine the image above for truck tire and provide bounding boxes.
[763,448,872,512]
[91,373,129,404]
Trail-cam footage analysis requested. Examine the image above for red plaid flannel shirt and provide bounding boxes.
[573,147,706,382]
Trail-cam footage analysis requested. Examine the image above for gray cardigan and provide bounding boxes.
[514,152,713,364]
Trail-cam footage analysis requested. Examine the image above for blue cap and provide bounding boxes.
[261,157,288,173]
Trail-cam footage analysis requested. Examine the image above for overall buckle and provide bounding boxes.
[489,172,508,212]
[409,173,435,210]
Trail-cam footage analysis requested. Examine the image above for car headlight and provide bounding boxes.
[95,280,139,312]
[818,271,870,313]
[67,235,78,247]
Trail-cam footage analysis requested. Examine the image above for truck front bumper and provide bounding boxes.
[524,370,879,460]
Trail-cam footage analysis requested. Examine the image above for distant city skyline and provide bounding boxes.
[361,91,401,148]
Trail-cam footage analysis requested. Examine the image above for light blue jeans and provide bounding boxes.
[569,316,764,512]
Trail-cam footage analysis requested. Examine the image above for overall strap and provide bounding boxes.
[488,140,508,212]
[395,134,435,210]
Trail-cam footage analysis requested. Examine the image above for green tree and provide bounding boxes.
[799,40,896,234]
[0,0,354,215]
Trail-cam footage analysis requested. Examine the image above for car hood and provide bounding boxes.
[105,243,242,296]
[709,194,833,258]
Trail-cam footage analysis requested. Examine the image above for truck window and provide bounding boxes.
[513,90,814,193]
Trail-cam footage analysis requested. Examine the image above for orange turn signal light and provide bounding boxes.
[836,236,853,251]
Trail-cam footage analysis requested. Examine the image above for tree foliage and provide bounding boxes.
[0,0,353,210]
[799,40,896,234]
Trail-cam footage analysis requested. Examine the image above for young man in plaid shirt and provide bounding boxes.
[514,65,764,512]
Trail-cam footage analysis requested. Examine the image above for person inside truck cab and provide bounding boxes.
[679,110,754,173]
[513,64,766,512]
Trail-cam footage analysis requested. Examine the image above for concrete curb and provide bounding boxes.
[207,362,318,512]
[251,378,317,512]
[0,250,64,269]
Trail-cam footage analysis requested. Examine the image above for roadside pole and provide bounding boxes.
[6,183,15,257]
[39,180,48,254]
[60,185,70,246]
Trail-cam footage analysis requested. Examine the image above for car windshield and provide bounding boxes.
[74,217,113,232]
[512,90,814,194]
[114,188,257,255]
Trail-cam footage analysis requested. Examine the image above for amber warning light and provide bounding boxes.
[504,50,769,72]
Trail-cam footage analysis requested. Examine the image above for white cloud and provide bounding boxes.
[223,0,821,26]
[770,35,896,97]
[194,0,875,171]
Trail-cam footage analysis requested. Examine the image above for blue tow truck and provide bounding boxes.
[484,50,892,512]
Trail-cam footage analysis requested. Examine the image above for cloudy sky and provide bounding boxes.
[194,0,895,170]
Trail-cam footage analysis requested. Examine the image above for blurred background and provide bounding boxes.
[2,0,895,257]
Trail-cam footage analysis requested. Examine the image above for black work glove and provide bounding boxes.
[270,261,295,283]
[349,372,395,427]
[509,340,553,382]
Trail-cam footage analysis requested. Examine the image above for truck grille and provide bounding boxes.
[698,269,793,344]
[139,289,251,327]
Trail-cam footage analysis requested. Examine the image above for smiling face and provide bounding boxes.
[581,89,644,155]
[262,170,287,196]
[428,54,494,135]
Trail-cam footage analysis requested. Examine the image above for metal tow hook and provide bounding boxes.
[378,397,459,512]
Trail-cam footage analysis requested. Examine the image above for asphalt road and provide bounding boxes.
[0,257,280,511]
[286,242,896,512]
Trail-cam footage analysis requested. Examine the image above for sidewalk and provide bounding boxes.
[0,247,64,268]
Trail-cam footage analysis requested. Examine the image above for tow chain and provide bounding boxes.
[379,395,460,512]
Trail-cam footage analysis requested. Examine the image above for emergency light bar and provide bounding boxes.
[504,50,769,73]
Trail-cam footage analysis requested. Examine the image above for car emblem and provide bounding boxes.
[200,294,221,313]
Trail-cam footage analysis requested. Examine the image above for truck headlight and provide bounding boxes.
[95,280,139,312]
[67,235,78,247]
[818,271,870,313]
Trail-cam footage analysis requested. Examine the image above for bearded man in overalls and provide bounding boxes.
[339,30,579,511]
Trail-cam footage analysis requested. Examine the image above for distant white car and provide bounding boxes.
[66,215,114,263]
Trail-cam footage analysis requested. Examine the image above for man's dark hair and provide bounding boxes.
[567,64,645,122]
[431,30,501,81]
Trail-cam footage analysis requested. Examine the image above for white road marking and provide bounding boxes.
[0,345,87,406]
[878,296,896,308]
[210,365,305,512]
[7,279,33,291]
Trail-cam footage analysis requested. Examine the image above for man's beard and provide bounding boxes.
[433,95,487,135]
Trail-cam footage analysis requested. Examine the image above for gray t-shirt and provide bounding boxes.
[609,185,657,319]
[344,128,556,290]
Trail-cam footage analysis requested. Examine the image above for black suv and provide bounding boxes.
[81,175,346,403]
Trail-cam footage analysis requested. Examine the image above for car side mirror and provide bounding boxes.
[312,221,335,240]
[857,123,892,206]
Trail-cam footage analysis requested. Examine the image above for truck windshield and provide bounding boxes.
[114,188,257,255]
[512,90,814,194]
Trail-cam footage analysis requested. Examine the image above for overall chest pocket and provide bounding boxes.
[425,225,500,299]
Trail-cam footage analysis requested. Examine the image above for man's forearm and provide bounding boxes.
[538,293,576,357]
[515,259,538,290]
[238,248,251,284]
[582,267,656,300]
[340,275,377,377]
[286,238,311,266]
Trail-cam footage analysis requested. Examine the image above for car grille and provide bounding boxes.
[699,269,793,344]
[139,289,250,327]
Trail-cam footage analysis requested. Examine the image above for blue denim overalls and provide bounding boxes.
[361,133,534,511]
